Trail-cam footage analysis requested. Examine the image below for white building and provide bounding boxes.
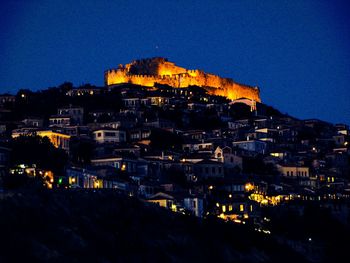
[277,164,310,178]
[49,115,71,127]
[92,129,126,144]
[57,106,84,125]
[232,140,267,154]
[184,197,204,217]
[214,146,243,169]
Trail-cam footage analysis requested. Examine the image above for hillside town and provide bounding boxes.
[1,82,349,226]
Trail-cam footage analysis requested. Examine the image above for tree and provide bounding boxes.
[229,103,252,120]
[149,128,183,151]
[69,137,94,165]
[10,135,68,176]
[163,166,187,187]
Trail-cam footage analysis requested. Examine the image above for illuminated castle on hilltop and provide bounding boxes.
[105,57,261,102]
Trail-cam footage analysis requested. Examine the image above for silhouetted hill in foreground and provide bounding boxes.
[0,190,307,263]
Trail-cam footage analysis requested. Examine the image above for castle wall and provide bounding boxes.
[158,61,187,76]
[105,58,260,102]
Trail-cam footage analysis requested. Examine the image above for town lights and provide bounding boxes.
[245,183,254,191]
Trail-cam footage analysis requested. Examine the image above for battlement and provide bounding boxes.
[105,57,261,102]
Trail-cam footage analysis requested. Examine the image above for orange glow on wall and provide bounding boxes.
[245,183,254,191]
[36,131,70,149]
[105,58,261,102]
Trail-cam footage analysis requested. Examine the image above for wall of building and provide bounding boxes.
[278,165,310,178]
[184,197,204,217]
[105,58,261,102]
[93,130,126,144]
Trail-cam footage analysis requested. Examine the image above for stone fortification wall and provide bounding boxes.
[105,57,260,102]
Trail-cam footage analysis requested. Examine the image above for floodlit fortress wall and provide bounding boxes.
[105,57,260,102]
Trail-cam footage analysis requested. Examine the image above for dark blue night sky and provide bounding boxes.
[1,0,350,124]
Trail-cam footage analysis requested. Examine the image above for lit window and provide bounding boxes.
[240,204,244,212]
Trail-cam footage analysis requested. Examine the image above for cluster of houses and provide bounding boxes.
[0,84,349,225]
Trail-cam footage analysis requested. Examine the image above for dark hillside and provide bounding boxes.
[0,190,307,263]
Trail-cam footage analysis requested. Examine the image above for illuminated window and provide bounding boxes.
[240,204,244,212]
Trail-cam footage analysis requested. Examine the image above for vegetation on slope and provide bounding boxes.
[0,189,307,263]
